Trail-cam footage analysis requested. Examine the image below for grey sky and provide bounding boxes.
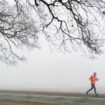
[0,0,105,94]
[0,37,105,93]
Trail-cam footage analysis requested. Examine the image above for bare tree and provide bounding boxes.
[0,0,39,64]
[0,0,105,64]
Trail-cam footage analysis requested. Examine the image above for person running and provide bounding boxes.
[86,72,99,96]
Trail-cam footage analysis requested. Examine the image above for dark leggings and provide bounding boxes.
[87,84,97,95]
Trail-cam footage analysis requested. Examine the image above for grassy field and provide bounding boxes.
[0,93,105,105]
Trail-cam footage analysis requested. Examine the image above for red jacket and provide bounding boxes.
[89,75,97,85]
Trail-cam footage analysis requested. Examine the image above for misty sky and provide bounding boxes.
[0,0,105,94]
[0,36,105,94]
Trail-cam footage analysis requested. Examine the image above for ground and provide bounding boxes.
[0,99,56,105]
[0,91,105,105]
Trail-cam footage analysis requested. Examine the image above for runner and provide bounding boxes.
[86,72,99,96]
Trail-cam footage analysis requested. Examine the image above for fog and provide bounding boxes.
[0,0,105,94]
[0,38,105,94]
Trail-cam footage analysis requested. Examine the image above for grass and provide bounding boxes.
[0,93,105,105]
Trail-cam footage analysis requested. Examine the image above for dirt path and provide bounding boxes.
[0,99,57,105]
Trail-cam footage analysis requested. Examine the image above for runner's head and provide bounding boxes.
[93,72,97,76]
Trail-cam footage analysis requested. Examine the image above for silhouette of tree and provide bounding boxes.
[0,0,105,64]
[0,0,38,64]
